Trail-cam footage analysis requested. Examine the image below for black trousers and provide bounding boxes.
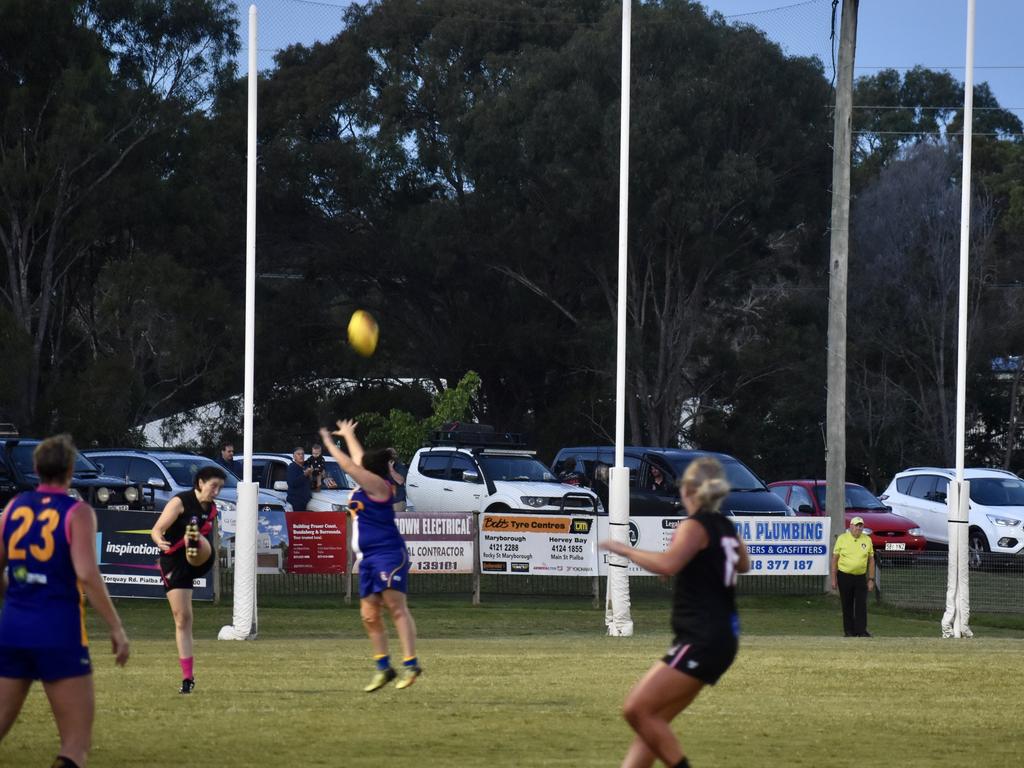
[837,570,868,636]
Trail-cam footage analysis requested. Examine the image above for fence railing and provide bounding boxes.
[220,553,1024,613]
[876,551,1024,613]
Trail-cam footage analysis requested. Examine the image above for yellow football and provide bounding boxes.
[347,309,379,357]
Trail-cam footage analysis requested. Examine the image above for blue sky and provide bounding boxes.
[704,0,1024,113]
[239,0,1024,114]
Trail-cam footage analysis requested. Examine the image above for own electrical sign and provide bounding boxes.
[479,513,598,575]
[597,516,831,577]
[396,511,475,574]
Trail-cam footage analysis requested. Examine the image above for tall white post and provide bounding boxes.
[606,0,633,637]
[942,0,975,640]
[220,3,259,641]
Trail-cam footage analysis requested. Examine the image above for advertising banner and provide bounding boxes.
[597,516,832,577]
[396,511,475,574]
[285,512,347,573]
[95,508,213,600]
[733,516,831,575]
[478,513,598,576]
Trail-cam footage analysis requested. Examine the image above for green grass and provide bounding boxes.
[3,594,1022,767]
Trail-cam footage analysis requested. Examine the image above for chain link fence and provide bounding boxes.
[219,569,826,605]
[877,551,1024,613]
[221,556,1023,613]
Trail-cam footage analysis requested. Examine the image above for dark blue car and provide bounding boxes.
[551,445,791,517]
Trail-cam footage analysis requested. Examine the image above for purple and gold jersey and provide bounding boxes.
[0,487,87,649]
[348,486,405,557]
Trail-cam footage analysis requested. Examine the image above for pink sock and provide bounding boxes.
[180,657,194,680]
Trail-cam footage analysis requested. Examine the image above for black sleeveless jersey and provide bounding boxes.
[670,512,742,643]
[166,490,214,546]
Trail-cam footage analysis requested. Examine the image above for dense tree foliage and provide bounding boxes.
[2,0,1022,484]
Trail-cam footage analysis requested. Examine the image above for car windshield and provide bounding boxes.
[323,461,352,489]
[969,477,1024,507]
[159,457,239,488]
[477,454,556,482]
[662,456,764,492]
[812,484,887,509]
[11,444,99,476]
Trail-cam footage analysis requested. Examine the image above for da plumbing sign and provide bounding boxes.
[479,513,598,576]
[597,516,831,577]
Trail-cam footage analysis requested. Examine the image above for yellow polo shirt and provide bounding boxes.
[834,531,874,575]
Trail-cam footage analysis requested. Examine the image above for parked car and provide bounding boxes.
[551,446,792,517]
[1,435,148,511]
[879,467,1024,563]
[82,449,291,525]
[239,452,352,512]
[768,480,926,555]
[406,425,601,516]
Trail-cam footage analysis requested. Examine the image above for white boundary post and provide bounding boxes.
[220,3,259,641]
[942,0,975,640]
[605,0,634,637]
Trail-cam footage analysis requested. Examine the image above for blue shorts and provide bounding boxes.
[0,645,92,681]
[358,548,410,598]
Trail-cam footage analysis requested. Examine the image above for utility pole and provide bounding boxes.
[825,0,859,592]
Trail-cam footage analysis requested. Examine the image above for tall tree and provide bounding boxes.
[0,0,237,429]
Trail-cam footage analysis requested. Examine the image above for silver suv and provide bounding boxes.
[83,449,291,528]
[880,467,1024,562]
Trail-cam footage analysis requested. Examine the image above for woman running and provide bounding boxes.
[319,420,421,692]
[151,465,225,694]
[0,434,130,767]
[601,457,750,768]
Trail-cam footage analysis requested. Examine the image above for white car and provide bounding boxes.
[406,438,602,517]
[242,453,353,512]
[879,467,1024,562]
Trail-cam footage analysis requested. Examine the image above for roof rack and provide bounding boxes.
[0,423,19,438]
[428,422,526,449]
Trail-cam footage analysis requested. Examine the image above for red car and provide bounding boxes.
[769,480,927,555]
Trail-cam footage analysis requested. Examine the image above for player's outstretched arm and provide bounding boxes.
[600,519,709,575]
[319,424,390,498]
[69,503,130,666]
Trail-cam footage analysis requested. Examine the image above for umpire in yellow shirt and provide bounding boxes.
[830,517,875,637]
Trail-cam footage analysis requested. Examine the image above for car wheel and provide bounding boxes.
[967,528,989,570]
[486,503,512,515]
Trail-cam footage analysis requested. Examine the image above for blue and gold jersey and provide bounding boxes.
[0,487,87,648]
[348,486,405,557]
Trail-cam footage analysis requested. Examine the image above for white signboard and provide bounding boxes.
[597,516,831,576]
[479,513,598,576]
[396,511,475,574]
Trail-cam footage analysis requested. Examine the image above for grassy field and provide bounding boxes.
[3,594,1022,767]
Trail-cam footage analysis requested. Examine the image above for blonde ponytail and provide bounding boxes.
[682,457,730,513]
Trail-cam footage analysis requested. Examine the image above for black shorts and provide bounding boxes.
[158,551,214,592]
[661,634,738,685]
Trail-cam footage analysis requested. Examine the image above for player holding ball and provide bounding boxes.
[151,465,225,694]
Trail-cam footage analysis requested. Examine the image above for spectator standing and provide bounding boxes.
[305,443,328,492]
[286,447,313,512]
[830,516,875,637]
[387,448,408,513]
[214,442,242,478]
